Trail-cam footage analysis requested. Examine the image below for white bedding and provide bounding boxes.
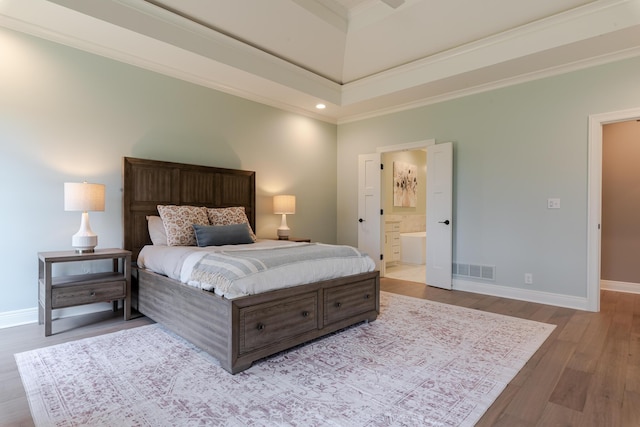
[137,240,376,299]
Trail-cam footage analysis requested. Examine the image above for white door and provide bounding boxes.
[358,153,382,272]
[426,142,453,289]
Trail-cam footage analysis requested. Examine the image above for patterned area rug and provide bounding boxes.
[16,292,554,426]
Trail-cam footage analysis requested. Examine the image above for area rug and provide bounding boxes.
[15,291,554,426]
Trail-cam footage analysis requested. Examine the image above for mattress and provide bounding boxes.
[137,240,376,299]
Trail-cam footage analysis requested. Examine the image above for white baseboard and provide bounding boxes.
[0,302,117,330]
[600,279,640,294]
[4,281,635,328]
[0,307,39,329]
[452,278,590,311]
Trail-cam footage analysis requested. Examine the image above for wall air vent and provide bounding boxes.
[480,265,495,280]
[453,262,495,281]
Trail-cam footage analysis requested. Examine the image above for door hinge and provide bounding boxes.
[380,209,384,215]
[380,163,384,170]
[380,254,384,261]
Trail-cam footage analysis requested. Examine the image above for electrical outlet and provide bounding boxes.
[524,273,533,284]
[547,198,561,209]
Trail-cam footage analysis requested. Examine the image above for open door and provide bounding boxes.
[426,142,453,289]
[358,153,382,272]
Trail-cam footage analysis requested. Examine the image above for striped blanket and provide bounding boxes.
[187,243,375,298]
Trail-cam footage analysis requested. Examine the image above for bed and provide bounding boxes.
[123,157,380,374]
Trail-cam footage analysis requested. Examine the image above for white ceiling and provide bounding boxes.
[2,0,640,123]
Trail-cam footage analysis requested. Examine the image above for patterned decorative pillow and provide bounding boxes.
[157,205,209,246]
[207,206,257,241]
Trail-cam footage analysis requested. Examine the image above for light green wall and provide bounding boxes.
[3,24,640,316]
[338,56,640,299]
[0,27,337,313]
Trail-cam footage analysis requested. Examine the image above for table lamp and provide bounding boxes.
[273,195,295,240]
[64,182,105,253]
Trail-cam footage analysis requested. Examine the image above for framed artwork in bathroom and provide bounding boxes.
[393,161,417,207]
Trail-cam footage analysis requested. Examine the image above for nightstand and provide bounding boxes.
[38,248,131,336]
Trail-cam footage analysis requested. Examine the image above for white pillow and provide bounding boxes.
[146,216,167,245]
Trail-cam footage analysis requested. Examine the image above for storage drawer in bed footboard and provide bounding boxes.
[324,280,377,325]
[239,292,318,353]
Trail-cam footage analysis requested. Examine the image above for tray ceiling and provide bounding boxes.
[2,0,640,123]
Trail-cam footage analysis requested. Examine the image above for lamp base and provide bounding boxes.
[71,212,98,253]
[72,234,98,253]
[278,228,289,240]
[75,248,95,254]
[277,228,290,240]
[277,213,290,240]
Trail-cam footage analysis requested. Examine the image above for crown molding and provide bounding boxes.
[337,45,640,124]
[341,0,640,105]
[1,0,639,124]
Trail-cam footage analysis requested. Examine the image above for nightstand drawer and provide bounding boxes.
[52,280,125,308]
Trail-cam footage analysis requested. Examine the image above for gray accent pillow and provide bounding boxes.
[193,223,255,247]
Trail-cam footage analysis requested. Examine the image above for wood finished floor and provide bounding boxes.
[1,278,638,426]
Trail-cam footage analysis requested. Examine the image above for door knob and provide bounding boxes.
[438,220,450,225]
[358,218,365,223]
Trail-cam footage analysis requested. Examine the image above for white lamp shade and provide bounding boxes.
[64,182,105,212]
[273,195,296,214]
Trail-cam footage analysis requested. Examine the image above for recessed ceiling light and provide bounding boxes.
[315,103,326,110]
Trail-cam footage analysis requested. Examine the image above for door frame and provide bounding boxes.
[587,107,640,312]
[377,139,436,277]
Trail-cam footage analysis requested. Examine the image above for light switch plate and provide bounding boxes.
[547,198,561,209]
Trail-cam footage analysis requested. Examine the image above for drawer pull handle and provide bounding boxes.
[90,291,96,296]
[302,311,309,317]
[257,323,266,331]
[335,302,342,308]
[364,294,370,299]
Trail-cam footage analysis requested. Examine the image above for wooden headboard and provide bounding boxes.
[123,157,256,260]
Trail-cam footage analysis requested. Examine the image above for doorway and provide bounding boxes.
[382,148,428,284]
[587,107,640,312]
[600,120,640,292]
[358,139,453,289]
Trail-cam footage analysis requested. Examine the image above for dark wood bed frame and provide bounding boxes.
[123,157,380,374]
